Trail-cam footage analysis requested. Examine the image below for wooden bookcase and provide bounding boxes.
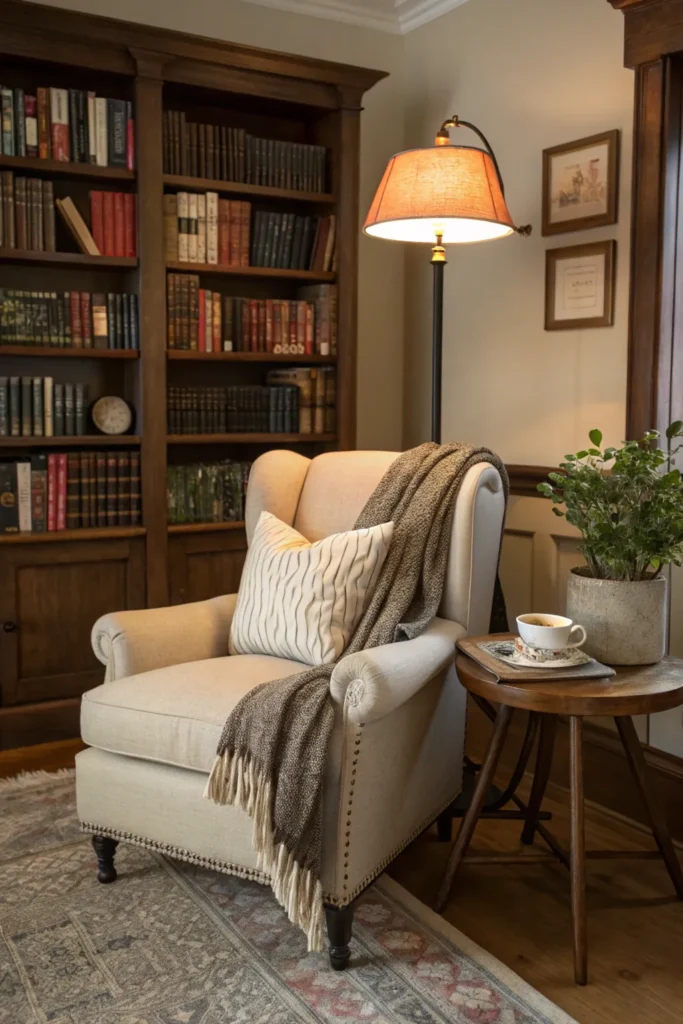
[0,0,386,749]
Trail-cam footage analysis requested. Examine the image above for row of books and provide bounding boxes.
[0,172,55,251]
[167,371,335,435]
[164,194,250,267]
[167,459,250,525]
[166,277,335,355]
[0,85,134,168]
[89,191,137,258]
[163,112,327,193]
[0,290,139,349]
[0,377,89,437]
[251,212,335,272]
[168,385,301,435]
[0,451,140,534]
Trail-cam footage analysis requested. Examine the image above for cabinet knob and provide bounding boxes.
[2,621,17,633]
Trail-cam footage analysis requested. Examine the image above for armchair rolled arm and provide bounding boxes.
[91,594,238,682]
[330,617,466,724]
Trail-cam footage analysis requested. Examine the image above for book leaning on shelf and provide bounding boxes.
[163,111,327,193]
[0,450,141,534]
[0,376,90,437]
[0,85,134,168]
[55,191,137,258]
[0,290,139,349]
[167,460,250,525]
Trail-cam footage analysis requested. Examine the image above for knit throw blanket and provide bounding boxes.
[205,442,509,949]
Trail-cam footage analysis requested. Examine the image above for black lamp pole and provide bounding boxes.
[428,117,531,445]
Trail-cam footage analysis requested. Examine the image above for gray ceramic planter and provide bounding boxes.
[566,569,668,666]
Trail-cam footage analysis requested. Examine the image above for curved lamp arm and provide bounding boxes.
[437,115,532,237]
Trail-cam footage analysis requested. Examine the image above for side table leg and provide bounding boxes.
[521,715,557,845]
[435,704,513,913]
[569,716,587,986]
[615,716,683,898]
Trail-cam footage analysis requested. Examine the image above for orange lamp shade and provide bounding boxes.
[364,145,515,245]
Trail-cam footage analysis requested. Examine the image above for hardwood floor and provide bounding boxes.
[391,777,683,1024]
[0,738,84,778]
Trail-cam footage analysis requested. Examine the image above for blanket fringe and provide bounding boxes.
[205,750,325,952]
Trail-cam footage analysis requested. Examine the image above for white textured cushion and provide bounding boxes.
[81,653,304,772]
[230,511,394,665]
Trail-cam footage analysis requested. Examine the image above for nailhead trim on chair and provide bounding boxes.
[79,821,270,885]
[323,786,462,908]
[339,722,365,896]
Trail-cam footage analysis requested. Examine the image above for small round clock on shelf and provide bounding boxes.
[90,396,135,436]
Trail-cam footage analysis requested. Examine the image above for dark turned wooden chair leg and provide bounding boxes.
[437,806,454,842]
[615,716,683,899]
[521,715,557,845]
[92,835,119,884]
[435,703,513,913]
[569,716,587,986]
[325,903,354,970]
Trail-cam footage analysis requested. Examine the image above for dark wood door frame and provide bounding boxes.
[609,0,683,439]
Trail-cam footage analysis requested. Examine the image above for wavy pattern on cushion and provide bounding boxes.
[229,511,394,665]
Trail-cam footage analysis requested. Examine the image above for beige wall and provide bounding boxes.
[400,0,634,464]
[27,0,407,452]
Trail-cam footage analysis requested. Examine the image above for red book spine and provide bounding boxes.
[289,304,297,352]
[240,201,251,267]
[258,301,267,353]
[37,87,50,159]
[51,124,69,162]
[241,302,250,354]
[229,202,240,268]
[265,299,274,353]
[198,289,206,352]
[103,191,115,257]
[124,193,136,258]
[80,292,92,348]
[218,200,230,265]
[90,191,104,254]
[56,454,67,531]
[249,300,259,353]
[47,454,58,532]
[113,192,125,257]
[70,291,83,347]
[127,116,135,171]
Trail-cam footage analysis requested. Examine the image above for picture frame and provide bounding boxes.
[542,130,619,236]
[545,240,616,331]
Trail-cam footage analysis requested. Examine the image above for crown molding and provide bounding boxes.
[235,0,473,34]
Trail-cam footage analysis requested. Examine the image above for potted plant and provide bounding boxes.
[538,424,683,665]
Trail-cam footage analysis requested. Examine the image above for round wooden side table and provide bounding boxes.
[435,648,683,986]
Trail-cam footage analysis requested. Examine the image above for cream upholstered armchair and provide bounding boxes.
[77,449,506,968]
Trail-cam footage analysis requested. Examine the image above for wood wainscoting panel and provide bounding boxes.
[0,537,145,747]
[169,528,248,606]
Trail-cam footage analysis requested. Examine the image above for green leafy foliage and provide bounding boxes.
[537,425,683,581]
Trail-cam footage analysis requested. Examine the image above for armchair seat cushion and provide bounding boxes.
[81,654,305,774]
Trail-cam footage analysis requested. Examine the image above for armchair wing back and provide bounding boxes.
[245,448,506,634]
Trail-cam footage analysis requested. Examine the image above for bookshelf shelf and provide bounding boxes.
[166,350,335,364]
[0,436,141,448]
[0,526,146,545]
[168,521,245,534]
[0,345,139,360]
[0,250,138,269]
[163,173,334,205]
[167,433,337,444]
[0,154,135,181]
[166,261,335,282]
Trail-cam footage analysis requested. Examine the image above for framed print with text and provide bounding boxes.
[545,240,616,331]
[542,130,619,236]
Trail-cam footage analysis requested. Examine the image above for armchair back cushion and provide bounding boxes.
[245,449,506,634]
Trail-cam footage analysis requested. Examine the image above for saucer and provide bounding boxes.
[479,639,592,671]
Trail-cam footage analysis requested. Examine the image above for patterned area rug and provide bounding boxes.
[0,770,577,1024]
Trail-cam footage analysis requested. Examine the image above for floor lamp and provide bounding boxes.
[363,116,531,444]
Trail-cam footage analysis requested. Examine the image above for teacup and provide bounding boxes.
[516,613,586,651]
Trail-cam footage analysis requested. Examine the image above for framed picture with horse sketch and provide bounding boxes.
[542,130,619,236]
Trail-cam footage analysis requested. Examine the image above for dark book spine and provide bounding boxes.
[129,294,139,351]
[107,98,127,167]
[64,382,75,436]
[30,454,47,533]
[96,453,107,526]
[106,452,118,526]
[75,383,87,435]
[116,452,130,526]
[21,376,32,436]
[32,376,43,436]
[0,463,19,534]
[0,376,7,436]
